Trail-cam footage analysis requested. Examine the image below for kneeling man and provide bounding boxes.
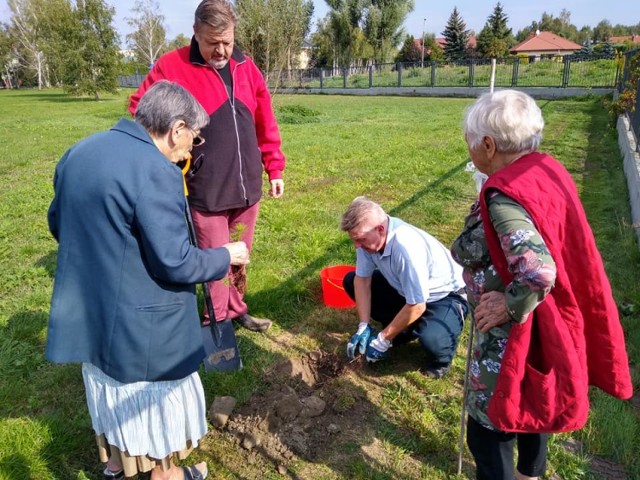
[341,197,468,378]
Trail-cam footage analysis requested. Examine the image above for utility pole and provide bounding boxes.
[421,17,426,67]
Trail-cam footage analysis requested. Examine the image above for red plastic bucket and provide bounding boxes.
[320,265,356,308]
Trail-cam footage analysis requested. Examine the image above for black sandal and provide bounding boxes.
[182,465,208,480]
[103,468,124,480]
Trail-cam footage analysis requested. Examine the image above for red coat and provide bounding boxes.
[479,152,633,433]
[129,40,285,212]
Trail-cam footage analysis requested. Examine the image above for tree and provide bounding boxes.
[39,0,78,87]
[164,33,190,53]
[126,0,167,68]
[516,10,579,43]
[236,0,313,79]
[395,35,421,63]
[0,22,20,88]
[573,39,593,59]
[593,20,613,43]
[575,26,593,46]
[363,0,414,64]
[476,2,513,58]
[309,17,334,68]
[61,0,120,99]
[423,34,444,62]
[320,0,369,69]
[8,0,50,88]
[442,7,470,61]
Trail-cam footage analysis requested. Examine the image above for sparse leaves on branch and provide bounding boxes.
[126,0,167,67]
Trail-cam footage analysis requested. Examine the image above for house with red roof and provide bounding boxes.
[609,35,640,46]
[510,30,582,61]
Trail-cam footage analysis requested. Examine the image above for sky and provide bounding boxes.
[0,0,637,46]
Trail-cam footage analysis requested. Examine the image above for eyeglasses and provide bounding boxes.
[188,128,206,147]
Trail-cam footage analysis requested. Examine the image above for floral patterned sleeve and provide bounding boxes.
[487,191,557,323]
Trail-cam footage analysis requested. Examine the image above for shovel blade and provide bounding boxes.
[201,318,242,372]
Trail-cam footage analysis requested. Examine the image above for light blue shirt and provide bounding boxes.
[355,216,464,304]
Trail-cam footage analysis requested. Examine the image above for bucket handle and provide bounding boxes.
[326,278,346,291]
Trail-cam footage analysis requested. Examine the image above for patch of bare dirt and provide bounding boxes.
[210,350,372,474]
[560,438,628,480]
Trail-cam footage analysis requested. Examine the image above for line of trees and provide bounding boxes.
[0,0,317,96]
[2,0,639,93]
[3,0,121,98]
[385,3,640,66]
[310,0,415,70]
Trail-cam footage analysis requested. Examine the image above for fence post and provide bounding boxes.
[562,56,571,88]
[468,59,475,87]
[343,68,347,88]
[431,61,436,87]
[369,65,373,88]
[397,63,403,87]
[511,57,519,87]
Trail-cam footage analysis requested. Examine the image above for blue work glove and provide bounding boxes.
[365,332,392,363]
[346,322,375,360]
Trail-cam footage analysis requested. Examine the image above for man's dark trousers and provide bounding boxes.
[343,270,467,368]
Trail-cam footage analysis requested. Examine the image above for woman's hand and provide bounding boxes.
[474,291,510,333]
[223,241,249,265]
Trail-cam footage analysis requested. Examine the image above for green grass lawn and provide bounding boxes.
[0,89,638,479]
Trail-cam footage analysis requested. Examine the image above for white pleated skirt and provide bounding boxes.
[82,363,208,461]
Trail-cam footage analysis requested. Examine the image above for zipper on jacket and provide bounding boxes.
[213,63,248,205]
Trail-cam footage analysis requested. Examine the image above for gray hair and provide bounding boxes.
[134,80,209,136]
[341,196,387,232]
[194,0,237,30]
[463,90,544,154]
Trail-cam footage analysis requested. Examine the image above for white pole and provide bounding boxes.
[489,58,497,93]
[421,18,426,67]
[457,321,475,475]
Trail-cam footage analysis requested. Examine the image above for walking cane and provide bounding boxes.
[182,155,242,372]
[458,313,475,475]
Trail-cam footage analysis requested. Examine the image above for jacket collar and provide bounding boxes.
[111,118,155,147]
[188,36,246,67]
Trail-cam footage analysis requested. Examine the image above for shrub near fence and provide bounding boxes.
[265,55,620,90]
[619,48,640,150]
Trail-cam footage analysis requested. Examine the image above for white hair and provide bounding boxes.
[463,90,544,154]
[340,196,387,232]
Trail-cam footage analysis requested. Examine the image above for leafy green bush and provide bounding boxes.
[275,104,321,124]
[610,51,640,119]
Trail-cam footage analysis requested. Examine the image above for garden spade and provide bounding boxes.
[182,155,242,372]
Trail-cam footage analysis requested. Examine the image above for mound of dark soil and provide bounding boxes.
[211,350,371,473]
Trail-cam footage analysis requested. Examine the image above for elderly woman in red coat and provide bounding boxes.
[451,89,633,480]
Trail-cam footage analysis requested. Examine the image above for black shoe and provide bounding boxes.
[424,364,450,379]
[233,314,272,332]
[103,468,124,480]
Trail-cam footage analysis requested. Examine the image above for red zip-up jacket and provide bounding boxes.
[479,152,632,433]
[129,39,285,212]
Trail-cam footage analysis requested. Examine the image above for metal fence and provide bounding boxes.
[619,48,640,152]
[267,55,620,90]
[118,55,621,92]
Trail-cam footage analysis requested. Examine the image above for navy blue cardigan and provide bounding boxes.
[46,119,230,383]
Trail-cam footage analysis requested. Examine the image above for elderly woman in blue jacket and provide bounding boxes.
[46,81,248,480]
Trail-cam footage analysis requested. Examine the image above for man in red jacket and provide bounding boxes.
[129,0,285,333]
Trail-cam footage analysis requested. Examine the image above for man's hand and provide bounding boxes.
[365,332,392,363]
[346,322,375,360]
[269,179,284,198]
